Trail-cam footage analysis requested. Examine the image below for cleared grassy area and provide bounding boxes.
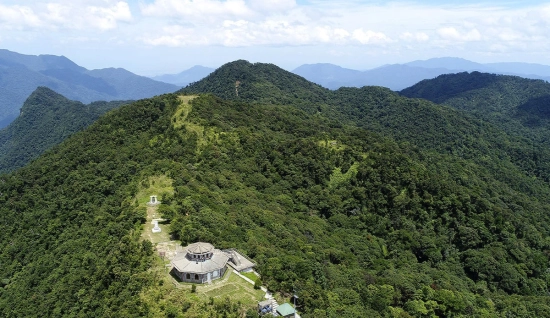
[135,175,174,206]
[240,271,259,282]
[201,270,264,304]
[137,175,174,243]
[172,95,197,129]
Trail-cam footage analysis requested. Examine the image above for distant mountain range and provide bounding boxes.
[151,65,215,86]
[293,57,550,91]
[0,49,179,128]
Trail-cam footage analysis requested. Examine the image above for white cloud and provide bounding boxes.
[352,29,391,45]
[140,0,254,23]
[86,1,132,30]
[0,5,42,29]
[400,32,429,42]
[247,0,296,13]
[0,1,132,31]
[437,27,481,42]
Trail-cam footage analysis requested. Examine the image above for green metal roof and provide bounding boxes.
[276,303,296,316]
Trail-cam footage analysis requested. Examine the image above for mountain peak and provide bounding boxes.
[21,86,73,114]
[179,60,329,107]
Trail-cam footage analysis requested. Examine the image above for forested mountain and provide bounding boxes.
[152,65,215,86]
[400,72,550,142]
[0,49,178,128]
[0,87,129,174]
[181,59,330,107]
[184,61,550,190]
[1,61,550,317]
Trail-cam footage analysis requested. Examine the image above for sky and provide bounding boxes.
[1,0,550,76]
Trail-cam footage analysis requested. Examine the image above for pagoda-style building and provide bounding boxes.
[171,242,229,283]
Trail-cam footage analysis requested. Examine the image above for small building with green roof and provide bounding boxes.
[276,303,296,318]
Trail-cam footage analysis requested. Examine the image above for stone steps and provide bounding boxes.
[269,296,278,315]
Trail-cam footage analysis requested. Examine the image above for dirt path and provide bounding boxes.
[141,205,171,244]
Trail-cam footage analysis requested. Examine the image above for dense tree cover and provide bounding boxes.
[157,95,550,317]
[182,62,550,200]
[0,94,179,316]
[0,87,130,174]
[400,72,550,143]
[400,71,550,189]
[1,61,550,316]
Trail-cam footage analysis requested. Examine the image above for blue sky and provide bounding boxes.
[1,0,550,75]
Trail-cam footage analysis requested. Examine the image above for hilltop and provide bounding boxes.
[180,60,330,110]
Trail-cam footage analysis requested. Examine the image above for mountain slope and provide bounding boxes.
[0,89,549,316]
[185,61,550,191]
[0,49,178,128]
[0,87,129,173]
[400,72,550,135]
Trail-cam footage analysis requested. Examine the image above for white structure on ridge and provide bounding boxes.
[152,220,162,233]
[148,195,160,206]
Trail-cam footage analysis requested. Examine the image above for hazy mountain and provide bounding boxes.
[486,62,550,78]
[293,57,550,91]
[1,60,549,316]
[0,87,129,174]
[152,65,215,86]
[356,64,456,90]
[404,57,496,72]
[293,63,459,90]
[292,63,363,89]
[0,49,178,128]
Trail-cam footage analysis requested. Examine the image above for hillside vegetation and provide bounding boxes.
[0,87,129,173]
[400,72,550,139]
[0,61,549,317]
[183,61,550,194]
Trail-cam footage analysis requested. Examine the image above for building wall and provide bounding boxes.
[173,265,227,284]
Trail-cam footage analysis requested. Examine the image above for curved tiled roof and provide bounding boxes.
[172,248,229,274]
[187,242,214,255]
